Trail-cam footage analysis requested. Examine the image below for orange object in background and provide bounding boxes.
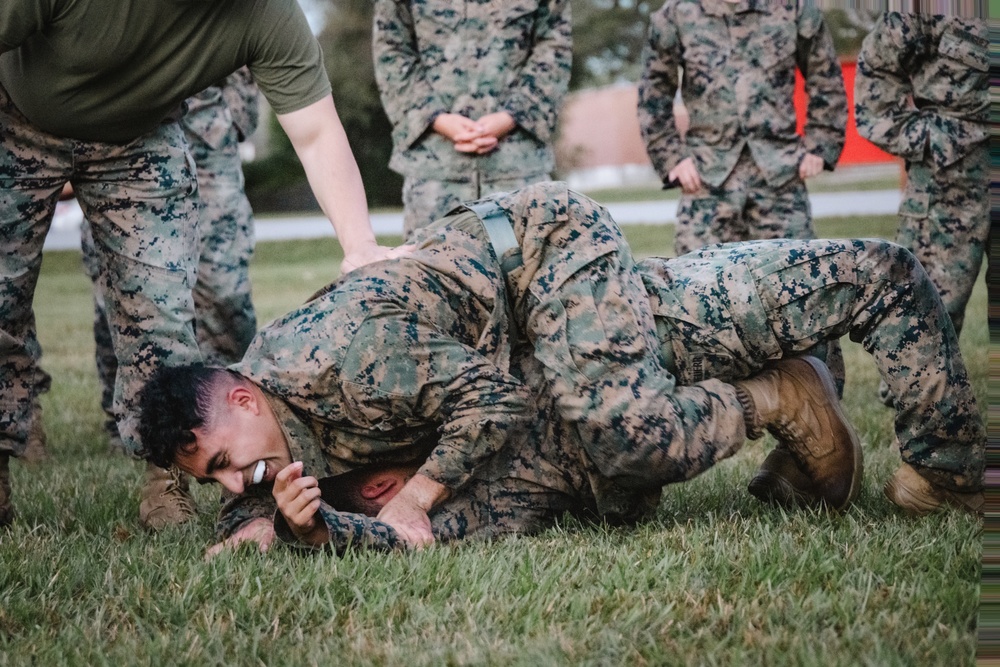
[795,61,898,167]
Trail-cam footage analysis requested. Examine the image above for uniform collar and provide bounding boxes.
[261,388,332,479]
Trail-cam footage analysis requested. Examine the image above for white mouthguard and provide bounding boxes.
[252,460,266,485]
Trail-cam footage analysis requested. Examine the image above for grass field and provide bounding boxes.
[0,214,983,666]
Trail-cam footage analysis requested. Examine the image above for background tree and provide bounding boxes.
[245,0,402,210]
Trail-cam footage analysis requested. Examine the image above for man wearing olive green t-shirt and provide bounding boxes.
[0,0,405,531]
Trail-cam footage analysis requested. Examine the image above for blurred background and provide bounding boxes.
[240,1,892,213]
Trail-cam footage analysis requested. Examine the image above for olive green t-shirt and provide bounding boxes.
[0,0,331,143]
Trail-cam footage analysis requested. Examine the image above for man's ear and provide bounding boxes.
[227,384,260,415]
[360,478,395,500]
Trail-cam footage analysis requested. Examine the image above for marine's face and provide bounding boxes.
[341,465,419,515]
[174,385,292,495]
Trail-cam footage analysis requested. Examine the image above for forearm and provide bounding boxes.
[277,96,377,258]
[637,16,686,182]
[373,0,445,147]
[853,16,926,160]
[798,22,847,168]
[498,0,572,144]
[273,501,403,554]
[418,371,532,491]
[216,486,278,540]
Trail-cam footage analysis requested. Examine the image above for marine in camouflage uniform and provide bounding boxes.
[76,69,261,446]
[854,13,987,336]
[373,0,571,238]
[638,0,847,256]
[140,182,982,553]
[1,0,378,530]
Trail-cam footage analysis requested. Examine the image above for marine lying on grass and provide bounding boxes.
[135,182,984,555]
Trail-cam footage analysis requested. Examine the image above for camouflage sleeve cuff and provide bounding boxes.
[403,106,446,149]
[501,94,554,144]
[272,502,403,554]
[215,485,279,540]
[415,445,469,491]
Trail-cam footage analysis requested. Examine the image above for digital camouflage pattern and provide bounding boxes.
[854,13,987,334]
[74,69,260,442]
[669,149,813,257]
[637,0,847,255]
[215,182,982,553]
[179,68,260,365]
[638,238,984,492]
[373,0,571,236]
[0,81,202,457]
[401,172,544,241]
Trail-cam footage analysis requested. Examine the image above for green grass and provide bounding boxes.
[1,215,982,666]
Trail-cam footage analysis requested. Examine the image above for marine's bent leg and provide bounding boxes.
[188,128,257,365]
[516,188,748,489]
[751,239,984,493]
[745,172,846,393]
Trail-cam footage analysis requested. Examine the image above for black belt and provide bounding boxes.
[465,199,523,277]
[465,198,524,342]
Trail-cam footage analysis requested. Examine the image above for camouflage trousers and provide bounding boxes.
[71,95,257,438]
[639,239,985,492]
[402,171,549,241]
[0,83,202,457]
[674,148,813,256]
[897,143,987,334]
[75,114,257,435]
[495,182,749,492]
[672,149,846,393]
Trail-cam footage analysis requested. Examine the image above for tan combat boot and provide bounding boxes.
[139,463,196,530]
[735,356,863,511]
[747,445,821,508]
[22,405,50,463]
[884,463,983,517]
[0,454,13,527]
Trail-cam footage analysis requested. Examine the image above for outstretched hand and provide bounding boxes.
[340,242,415,275]
[375,474,447,548]
[204,518,276,560]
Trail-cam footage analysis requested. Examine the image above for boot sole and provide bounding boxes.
[787,356,864,511]
[747,469,820,508]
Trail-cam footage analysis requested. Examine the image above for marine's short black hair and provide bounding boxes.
[136,365,243,469]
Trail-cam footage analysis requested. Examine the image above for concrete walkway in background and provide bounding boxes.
[42,188,902,251]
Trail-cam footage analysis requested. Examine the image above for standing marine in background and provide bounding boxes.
[637,0,847,256]
[854,12,987,337]
[373,0,572,238]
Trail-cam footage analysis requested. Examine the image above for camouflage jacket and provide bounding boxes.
[854,13,987,169]
[373,0,572,180]
[637,0,847,188]
[182,68,260,150]
[217,185,661,552]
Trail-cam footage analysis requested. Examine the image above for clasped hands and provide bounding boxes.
[432,112,516,155]
[668,153,826,194]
